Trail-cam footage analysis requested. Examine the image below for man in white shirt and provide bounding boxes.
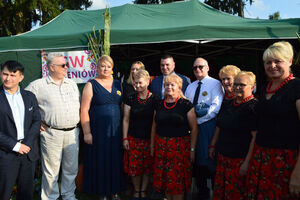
[0,60,41,200]
[26,53,80,200]
[185,57,223,199]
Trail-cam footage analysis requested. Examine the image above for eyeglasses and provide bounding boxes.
[233,83,248,88]
[53,63,67,68]
[192,65,206,71]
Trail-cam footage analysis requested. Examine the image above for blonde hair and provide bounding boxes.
[98,55,114,67]
[263,41,294,62]
[219,65,241,78]
[235,71,256,86]
[134,69,150,82]
[127,61,145,84]
[164,74,185,98]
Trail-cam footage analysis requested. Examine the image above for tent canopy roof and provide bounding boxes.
[1,0,300,52]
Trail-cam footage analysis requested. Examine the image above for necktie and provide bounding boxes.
[193,81,202,105]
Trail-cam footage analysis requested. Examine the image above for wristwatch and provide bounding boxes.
[191,147,195,152]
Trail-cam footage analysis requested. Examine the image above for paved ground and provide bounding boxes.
[23,178,213,200]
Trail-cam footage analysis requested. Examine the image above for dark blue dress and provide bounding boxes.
[83,79,124,196]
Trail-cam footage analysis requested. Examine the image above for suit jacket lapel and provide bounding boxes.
[159,75,164,98]
[20,89,29,132]
[0,86,15,123]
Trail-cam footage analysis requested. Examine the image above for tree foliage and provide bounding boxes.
[295,32,300,66]
[133,0,181,4]
[269,11,280,20]
[204,0,253,17]
[134,0,252,18]
[0,0,92,36]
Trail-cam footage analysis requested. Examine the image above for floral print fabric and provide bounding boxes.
[247,144,299,200]
[153,135,192,194]
[124,135,152,176]
[213,154,246,200]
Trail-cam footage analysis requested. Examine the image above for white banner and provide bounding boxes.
[41,50,97,83]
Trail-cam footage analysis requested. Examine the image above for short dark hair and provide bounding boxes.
[161,54,173,60]
[1,60,24,74]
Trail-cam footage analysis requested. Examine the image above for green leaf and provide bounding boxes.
[0,0,92,36]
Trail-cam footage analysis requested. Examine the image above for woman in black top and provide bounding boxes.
[151,74,198,200]
[247,41,300,199]
[122,61,145,102]
[123,69,155,200]
[209,71,257,200]
[218,65,241,103]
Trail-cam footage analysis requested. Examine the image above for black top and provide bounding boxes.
[216,99,257,158]
[155,98,194,137]
[218,98,233,116]
[222,98,234,107]
[124,93,157,139]
[122,81,136,103]
[256,78,300,149]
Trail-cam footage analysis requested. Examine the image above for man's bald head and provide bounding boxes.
[192,57,209,80]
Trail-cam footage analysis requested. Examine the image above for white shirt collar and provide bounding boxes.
[46,75,68,85]
[197,75,209,83]
[4,86,21,95]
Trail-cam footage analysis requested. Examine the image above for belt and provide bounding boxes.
[44,123,79,131]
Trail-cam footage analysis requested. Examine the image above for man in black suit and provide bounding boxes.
[149,54,190,99]
[0,60,41,200]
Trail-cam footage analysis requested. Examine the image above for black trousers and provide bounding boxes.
[194,164,215,194]
[0,154,36,200]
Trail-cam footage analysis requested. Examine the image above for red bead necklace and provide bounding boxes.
[137,90,150,104]
[164,96,180,109]
[225,92,235,99]
[233,94,254,107]
[266,73,294,94]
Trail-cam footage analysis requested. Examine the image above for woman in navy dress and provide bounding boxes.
[81,55,124,199]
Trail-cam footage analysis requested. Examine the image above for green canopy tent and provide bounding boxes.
[0,0,299,86]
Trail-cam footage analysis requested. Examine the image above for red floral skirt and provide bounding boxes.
[213,154,246,200]
[246,144,299,200]
[153,134,192,195]
[124,135,153,176]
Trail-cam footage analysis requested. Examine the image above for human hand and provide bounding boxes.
[123,140,129,150]
[84,133,93,145]
[19,144,31,154]
[290,167,300,197]
[209,147,216,160]
[191,151,195,163]
[239,161,249,176]
[150,144,154,157]
[40,122,48,132]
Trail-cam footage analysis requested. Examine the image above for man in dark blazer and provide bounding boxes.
[149,54,190,99]
[0,60,41,200]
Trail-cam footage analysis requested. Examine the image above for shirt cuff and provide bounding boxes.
[12,142,21,152]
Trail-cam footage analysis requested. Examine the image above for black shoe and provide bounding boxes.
[197,188,210,200]
[140,191,148,200]
[130,191,140,200]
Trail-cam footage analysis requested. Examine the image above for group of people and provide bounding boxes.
[0,53,81,200]
[209,41,300,200]
[0,40,299,200]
